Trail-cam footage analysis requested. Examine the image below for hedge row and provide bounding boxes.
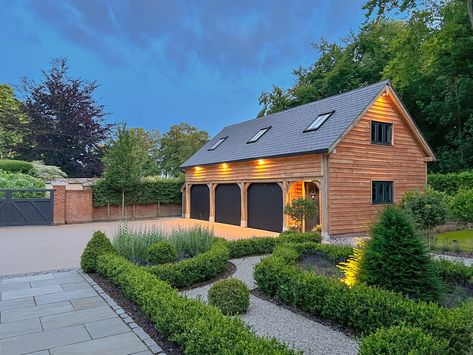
[0,159,34,174]
[433,259,473,286]
[92,178,183,206]
[147,240,229,288]
[428,170,473,195]
[359,326,449,354]
[253,243,473,354]
[96,253,294,354]
[225,232,322,259]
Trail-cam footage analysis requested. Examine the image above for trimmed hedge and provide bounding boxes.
[147,240,229,288]
[208,278,250,315]
[96,253,294,354]
[254,243,473,354]
[433,259,473,286]
[428,170,473,195]
[93,178,183,206]
[147,242,177,265]
[80,231,116,272]
[0,159,34,174]
[226,232,322,259]
[360,326,449,355]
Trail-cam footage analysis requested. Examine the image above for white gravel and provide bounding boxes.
[432,253,473,266]
[181,255,359,354]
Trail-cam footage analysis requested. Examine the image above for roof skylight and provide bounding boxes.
[304,111,334,132]
[208,136,227,151]
[247,127,271,143]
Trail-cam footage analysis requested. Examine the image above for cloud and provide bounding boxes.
[27,0,363,75]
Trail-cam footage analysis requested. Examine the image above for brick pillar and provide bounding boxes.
[52,183,66,225]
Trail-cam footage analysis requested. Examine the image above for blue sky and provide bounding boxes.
[0,0,365,136]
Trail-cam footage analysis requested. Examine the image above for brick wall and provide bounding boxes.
[52,183,181,224]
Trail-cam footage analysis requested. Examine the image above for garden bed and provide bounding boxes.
[89,272,183,355]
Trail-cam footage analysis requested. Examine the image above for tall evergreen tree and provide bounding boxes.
[360,206,441,301]
[19,58,111,177]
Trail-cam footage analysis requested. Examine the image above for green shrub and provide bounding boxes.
[401,187,449,237]
[208,278,250,315]
[283,197,317,232]
[226,237,278,258]
[428,170,473,195]
[433,259,473,286]
[96,253,294,354]
[147,242,177,265]
[0,159,34,174]
[31,161,67,180]
[93,177,183,206]
[450,188,473,227]
[0,170,45,198]
[279,231,322,244]
[113,225,215,263]
[360,326,449,355]
[361,206,441,302]
[147,240,229,288]
[254,242,473,354]
[81,231,116,272]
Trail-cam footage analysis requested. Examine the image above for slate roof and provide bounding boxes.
[181,80,390,168]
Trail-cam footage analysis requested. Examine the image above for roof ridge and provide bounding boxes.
[222,79,391,131]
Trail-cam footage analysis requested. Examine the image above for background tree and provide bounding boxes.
[360,206,440,301]
[283,198,317,232]
[258,1,473,173]
[130,128,160,177]
[19,58,111,177]
[102,125,147,217]
[157,123,209,177]
[400,187,450,248]
[450,188,473,229]
[0,84,28,159]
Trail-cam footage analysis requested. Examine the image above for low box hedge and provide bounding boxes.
[433,258,473,286]
[0,159,34,175]
[225,232,322,259]
[96,253,295,354]
[254,243,473,354]
[147,240,229,288]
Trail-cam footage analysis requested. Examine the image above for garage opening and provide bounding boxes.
[215,184,241,226]
[247,183,283,232]
[190,184,209,220]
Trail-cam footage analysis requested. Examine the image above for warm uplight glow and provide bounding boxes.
[222,163,229,168]
[194,166,202,171]
[382,91,387,97]
[257,159,265,165]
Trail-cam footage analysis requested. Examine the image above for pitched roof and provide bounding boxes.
[181,80,390,168]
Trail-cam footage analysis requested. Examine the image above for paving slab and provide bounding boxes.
[59,281,91,291]
[70,295,107,310]
[41,306,117,330]
[0,324,90,355]
[0,296,35,311]
[49,331,148,355]
[35,287,96,305]
[85,317,131,339]
[0,318,42,340]
[0,281,31,292]
[2,285,62,301]
[1,301,74,323]
[1,273,55,284]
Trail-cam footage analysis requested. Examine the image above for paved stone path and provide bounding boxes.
[181,256,359,354]
[0,270,161,355]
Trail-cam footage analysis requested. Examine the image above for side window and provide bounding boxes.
[371,121,392,145]
[372,181,393,204]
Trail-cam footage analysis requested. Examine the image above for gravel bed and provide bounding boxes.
[433,253,473,266]
[181,254,359,354]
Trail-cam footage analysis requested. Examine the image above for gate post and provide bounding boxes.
[52,183,67,225]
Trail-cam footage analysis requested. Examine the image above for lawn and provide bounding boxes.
[432,229,473,254]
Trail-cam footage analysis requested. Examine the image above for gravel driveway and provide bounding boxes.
[0,218,276,276]
[181,255,359,354]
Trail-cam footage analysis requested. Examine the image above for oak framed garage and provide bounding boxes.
[181,81,435,238]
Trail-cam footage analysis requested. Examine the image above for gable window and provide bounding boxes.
[247,127,271,143]
[208,136,227,151]
[371,121,392,145]
[304,111,334,132]
[372,181,393,204]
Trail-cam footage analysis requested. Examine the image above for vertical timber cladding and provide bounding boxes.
[190,184,210,221]
[215,183,241,226]
[247,183,283,232]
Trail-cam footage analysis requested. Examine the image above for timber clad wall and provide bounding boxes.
[328,96,428,235]
[186,154,323,182]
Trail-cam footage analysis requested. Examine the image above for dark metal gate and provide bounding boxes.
[0,189,54,226]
